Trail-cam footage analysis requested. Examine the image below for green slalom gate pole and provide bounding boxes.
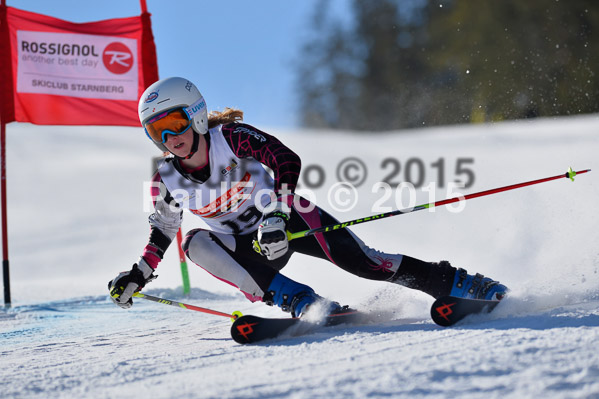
[287,167,591,242]
[133,292,241,321]
[176,228,191,295]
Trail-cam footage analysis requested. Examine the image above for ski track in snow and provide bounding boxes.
[1,115,599,398]
[2,294,599,399]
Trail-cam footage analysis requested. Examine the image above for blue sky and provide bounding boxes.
[10,0,350,128]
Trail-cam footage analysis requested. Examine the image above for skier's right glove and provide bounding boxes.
[108,260,156,309]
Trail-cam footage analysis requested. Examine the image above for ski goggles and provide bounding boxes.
[143,97,207,144]
[144,107,193,144]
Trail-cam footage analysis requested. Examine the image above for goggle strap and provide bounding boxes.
[184,97,207,120]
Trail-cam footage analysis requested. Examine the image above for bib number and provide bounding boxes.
[220,205,262,234]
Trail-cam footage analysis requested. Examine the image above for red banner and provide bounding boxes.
[0,6,158,126]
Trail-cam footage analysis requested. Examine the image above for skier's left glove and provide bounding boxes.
[256,209,290,261]
[108,259,156,309]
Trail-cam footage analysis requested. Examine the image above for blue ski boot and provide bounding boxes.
[265,273,342,317]
[450,268,507,301]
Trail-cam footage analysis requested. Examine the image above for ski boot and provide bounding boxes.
[450,267,508,301]
[265,273,342,317]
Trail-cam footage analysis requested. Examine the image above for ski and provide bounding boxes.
[431,296,501,327]
[231,297,502,343]
[231,310,367,344]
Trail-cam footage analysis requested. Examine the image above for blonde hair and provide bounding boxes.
[208,107,244,129]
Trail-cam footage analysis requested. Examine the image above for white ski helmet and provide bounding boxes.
[138,77,208,153]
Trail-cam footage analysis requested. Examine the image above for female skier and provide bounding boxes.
[109,77,507,317]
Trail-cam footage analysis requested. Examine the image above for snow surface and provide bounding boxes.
[1,115,599,398]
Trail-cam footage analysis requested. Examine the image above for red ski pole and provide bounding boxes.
[287,167,591,241]
[133,292,242,321]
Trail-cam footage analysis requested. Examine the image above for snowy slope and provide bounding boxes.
[1,115,599,398]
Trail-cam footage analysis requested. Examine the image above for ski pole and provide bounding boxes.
[133,292,242,321]
[287,167,591,241]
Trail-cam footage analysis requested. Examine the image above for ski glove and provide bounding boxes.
[108,260,156,309]
[256,210,290,261]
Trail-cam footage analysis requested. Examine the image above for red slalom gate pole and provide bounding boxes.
[288,168,591,241]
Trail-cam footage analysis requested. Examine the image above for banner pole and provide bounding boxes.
[1,118,10,308]
[1,0,11,307]
[139,0,148,14]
